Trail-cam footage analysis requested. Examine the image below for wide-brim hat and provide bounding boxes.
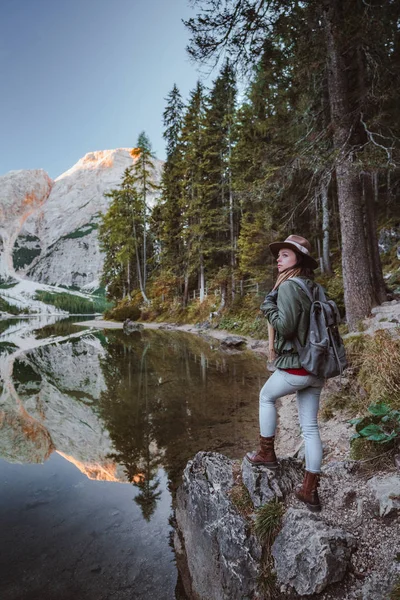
[269,235,319,270]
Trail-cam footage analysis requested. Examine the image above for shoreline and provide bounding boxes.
[74,318,270,356]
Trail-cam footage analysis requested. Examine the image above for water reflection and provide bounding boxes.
[0,319,267,598]
[98,330,265,514]
[1,320,265,518]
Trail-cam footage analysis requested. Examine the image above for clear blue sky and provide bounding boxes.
[0,0,205,179]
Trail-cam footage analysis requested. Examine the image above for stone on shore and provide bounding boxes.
[219,335,247,349]
[271,508,357,596]
[174,451,261,600]
[122,319,144,333]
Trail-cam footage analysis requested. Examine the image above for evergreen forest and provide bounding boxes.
[99,0,400,332]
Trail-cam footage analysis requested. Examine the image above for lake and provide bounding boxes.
[0,316,267,599]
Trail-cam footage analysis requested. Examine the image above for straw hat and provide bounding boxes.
[269,235,318,269]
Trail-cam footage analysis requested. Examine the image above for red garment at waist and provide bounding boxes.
[282,368,310,376]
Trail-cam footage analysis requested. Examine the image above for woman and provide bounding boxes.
[246,235,324,512]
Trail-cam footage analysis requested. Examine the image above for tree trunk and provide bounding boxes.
[127,259,131,297]
[133,220,149,304]
[199,253,205,303]
[321,178,333,275]
[183,272,189,307]
[323,0,376,330]
[362,172,387,303]
[228,122,235,302]
[142,153,147,291]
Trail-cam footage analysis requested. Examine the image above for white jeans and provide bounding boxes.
[259,368,324,473]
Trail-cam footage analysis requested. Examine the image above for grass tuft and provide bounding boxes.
[254,499,284,545]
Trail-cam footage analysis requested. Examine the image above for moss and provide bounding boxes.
[350,435,395,473]
[229,483,254,518]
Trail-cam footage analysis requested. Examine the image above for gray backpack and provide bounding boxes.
[291,277,347,379]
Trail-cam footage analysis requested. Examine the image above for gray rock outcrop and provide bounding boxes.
[367,473,400,517]
[241,457,302,508]
[361,561,400,600]
[271,508,357,595]
[175,451,262,600]
[123,319,144,334]
[219,335,246,349]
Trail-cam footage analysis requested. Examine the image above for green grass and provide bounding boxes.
[254,499,284,544]
[0,280,18,289]
[34,290,113,314]
[0,296,24,315]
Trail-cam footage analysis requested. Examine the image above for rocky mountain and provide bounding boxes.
[0,148,163,291]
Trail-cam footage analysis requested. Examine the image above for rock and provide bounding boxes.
[123,319,144,333]
[220,335,247,349]
[366,473,400,517]
[395,454,400,471]
[361,561,400,600]
[271,508,356,595]
[241,457,302,508]
[175,452,262,600]
[378,227,400,254]
[158,323,175,330]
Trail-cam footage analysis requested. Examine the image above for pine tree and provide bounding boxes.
[184,0,400,329]
[130,132,159,298]
[99,168,147,302]
[179,81,207,304]
[158,85,185,281]
[201,60,237,302]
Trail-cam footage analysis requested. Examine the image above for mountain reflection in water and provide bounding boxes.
[0,318,267,599]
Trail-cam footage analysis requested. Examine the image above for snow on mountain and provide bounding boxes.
[0,148,163,297]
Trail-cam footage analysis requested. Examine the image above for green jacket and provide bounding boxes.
[261,276,315,369]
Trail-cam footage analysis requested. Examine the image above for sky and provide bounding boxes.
[0,0,208,179]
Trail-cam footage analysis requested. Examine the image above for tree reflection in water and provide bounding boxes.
[98,329,265,520]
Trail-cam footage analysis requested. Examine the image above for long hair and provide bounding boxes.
[294,252,315,279]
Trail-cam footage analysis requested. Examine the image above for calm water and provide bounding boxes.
[0,316,267,600]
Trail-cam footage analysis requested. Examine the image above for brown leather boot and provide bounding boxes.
[246,435,278,468]
[295,471,321,512]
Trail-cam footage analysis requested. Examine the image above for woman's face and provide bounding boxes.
[277,248,298,273]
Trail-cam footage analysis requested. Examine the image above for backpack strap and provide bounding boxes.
[291,277,328,303]
[291,277,315,303]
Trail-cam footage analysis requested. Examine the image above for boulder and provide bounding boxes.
[219,335,247,349]
[366,473,400,517]
[241,457,302,508]
[361,561,400,600]
[123,319,144,333]
[378,227,400,254]
[174,452,262,600]
[271,508,356,596]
